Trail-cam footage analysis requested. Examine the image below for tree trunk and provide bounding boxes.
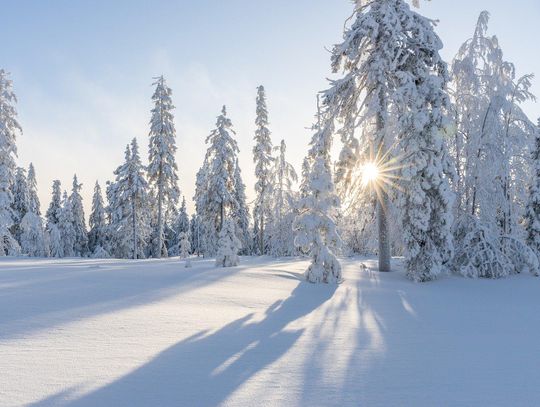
[156,175,163,259]
[377,189,391,272]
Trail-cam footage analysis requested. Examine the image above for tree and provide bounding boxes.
[179,231,191,268]
[11,167,29,244]
[216,218,241,267]
[252,85,274,254]
[58,191,75,257]
[232,159,251,255]
[88,181,108,255]
[0,69,21,256]
[294,117,342,283]
[194,106,241,256]
[20,212,47,257]
[525,121,540,257]
[27,163,40,216]
[109,139,151,259]
[46,180,62,227]
[190,214,203,256]
[148,75,180,258]
[168,197,190,256]
[69,175,88,256]
[269,140,298,256]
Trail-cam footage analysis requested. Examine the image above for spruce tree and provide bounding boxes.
[88,181,108,255]
[58,191,75,257]
[27,163,40,216]
[69,175,88,256]
[216,218,241,267]
[252,85,274,254]
[148,75,180,258]
[11,167,29,244]
[525,121,540,258]
[0,69,21,255]
[46,180,62,227]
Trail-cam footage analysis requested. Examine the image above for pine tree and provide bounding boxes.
[0,69,21,256]
[46,180,62,227]
[27,163,40,216]
[69,175,88,256]
[294,117,342,283]
[190,214,202,256]
[88,181,108,255]
[20,212,47,257]
[525,121,540,258]
[216,218,241,267]
[194,106,241,256]
[269,140,298,256]
[11,167,29,244]
[232,160,251,255]
[58,191,75,257]
[252,85,274,255]
[168,197,190,256]
[109,139,151,259]
[148,75,180,258]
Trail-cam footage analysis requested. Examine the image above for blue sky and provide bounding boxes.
[3,0,540,214]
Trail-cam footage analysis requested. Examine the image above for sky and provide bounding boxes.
[2,0,540,216]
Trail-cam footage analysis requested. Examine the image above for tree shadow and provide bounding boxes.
[34,281,337,407]
[0,257,242,340]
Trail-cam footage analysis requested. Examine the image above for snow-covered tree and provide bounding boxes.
[20,212,47,257]
[46,180,62,227]
[232,160,251,255]
[47,223,63,258]
[88,181,108,256]
[179,231,191,267]
[0,70,21,256]
[27,163,40,216]
[109,138,151,259]
[11,167,29,243]
[194,106,241,257]
[168,197,190,256]
[525,121,540,258]
[269,140,298,256]
[190,214,203,256]
[294,117,342,284]
[58,191,75,257]
[69,175,88,256]
[252,85,274,254]
[215,218,241,267]
[147,75,180,258]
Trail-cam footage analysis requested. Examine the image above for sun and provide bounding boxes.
[361,162,380,187]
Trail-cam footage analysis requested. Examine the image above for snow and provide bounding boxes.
[1,256,539,406]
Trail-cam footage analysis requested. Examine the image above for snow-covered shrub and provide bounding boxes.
[500,236,540,277]
[215,219,241,268]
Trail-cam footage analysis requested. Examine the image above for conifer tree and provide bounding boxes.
[58,191,75,257]
[252,85,274,254]
[0,70,21,255]
[27,163,40,216]
[270,140,298,256]
[525,121,540,258]
[294,117,342,283]
[11,167,29,244]
[88,181,108,255]
[46,180,62,227]
[216,218,241,267]
[69,174,88,256]
[194,106,241,256]
[148,75,180,258]
[179,231,191,267]
[232,160,251,255]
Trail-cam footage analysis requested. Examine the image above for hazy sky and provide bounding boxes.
[3,0,540,216]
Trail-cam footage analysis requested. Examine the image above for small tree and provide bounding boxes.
[216,218,241,267]
[88,181,108,256]
[294,118,342,284]
[525,121,540,258]
[69,175,88,256]
[179,231,191,268]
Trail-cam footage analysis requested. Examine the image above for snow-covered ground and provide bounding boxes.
[1,256,539,407]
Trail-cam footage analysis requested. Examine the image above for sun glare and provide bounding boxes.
[361,162,380,186]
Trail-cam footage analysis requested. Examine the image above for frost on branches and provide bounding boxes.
[148,76,180,258]
[294,118,342,284]
[0,70,21,256]
[215,218,241,268]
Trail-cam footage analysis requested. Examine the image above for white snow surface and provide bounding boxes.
[0,256,538,407]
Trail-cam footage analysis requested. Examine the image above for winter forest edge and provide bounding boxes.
[2,1,540,286]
